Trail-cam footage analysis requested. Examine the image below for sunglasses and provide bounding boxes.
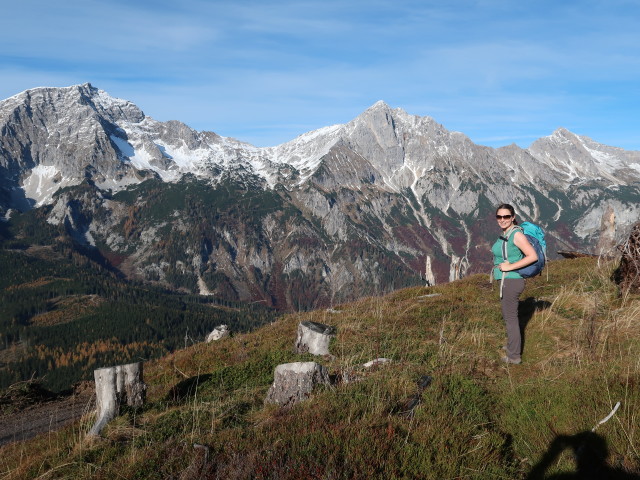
[496,215,513,220]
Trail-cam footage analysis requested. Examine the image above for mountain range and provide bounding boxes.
[1,83,639,310]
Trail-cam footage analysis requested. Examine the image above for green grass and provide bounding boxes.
[1,257,639,479]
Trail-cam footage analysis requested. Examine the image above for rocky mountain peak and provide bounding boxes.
[549,126,574,141]
[367,99,392,110]
[0,84,153,207]
[528,127,640,185]
[1,83,146,127]
[63,83,146,125]
[354,100,432,133]
[2,84,639,208]
[2,84,640,311]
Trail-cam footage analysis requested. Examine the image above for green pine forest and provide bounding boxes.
[0,216,275,393]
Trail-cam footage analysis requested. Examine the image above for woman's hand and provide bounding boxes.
[499,262,511,272]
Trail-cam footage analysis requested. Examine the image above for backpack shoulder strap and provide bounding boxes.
[511,225,524,236]
[501,226,524,261]
[504,226,523,242]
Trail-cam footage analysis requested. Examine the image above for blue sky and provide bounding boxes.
[1,0,639,150]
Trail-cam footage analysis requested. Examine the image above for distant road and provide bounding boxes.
[0,390,94,447]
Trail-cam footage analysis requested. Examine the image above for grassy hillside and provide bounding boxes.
[1,256,639,479]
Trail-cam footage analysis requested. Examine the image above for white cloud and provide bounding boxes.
[0,0,639,150]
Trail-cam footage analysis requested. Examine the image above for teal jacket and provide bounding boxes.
[492,228,524,280]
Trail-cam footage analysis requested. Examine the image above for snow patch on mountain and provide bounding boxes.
[22,165,78,206]
[92,87,134,111]
[583,146,623,168]
[265,124,343,183]
[4,84,640,214]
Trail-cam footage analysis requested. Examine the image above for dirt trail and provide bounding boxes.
[0,389,94,447]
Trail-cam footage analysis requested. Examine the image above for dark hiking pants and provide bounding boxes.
[501,278,525,361]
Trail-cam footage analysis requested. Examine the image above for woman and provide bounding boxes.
[492,204,538,364]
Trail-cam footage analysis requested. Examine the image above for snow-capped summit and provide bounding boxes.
[3,84,639,208]
[2,84,639,309]
[529,127,640,184]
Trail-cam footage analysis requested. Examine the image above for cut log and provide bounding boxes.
[87,361,146,437]
[264,362,330,406]
[294,321,336,356]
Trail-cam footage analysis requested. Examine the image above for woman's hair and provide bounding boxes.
[496,203,518,225]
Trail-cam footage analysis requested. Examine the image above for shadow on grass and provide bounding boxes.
[520,297,551,354]
[525,431,640,479]
[167,374,213,402]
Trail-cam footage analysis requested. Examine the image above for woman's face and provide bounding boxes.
[496,208,515,230]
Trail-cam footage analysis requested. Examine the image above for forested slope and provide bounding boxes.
[0,222,275,392]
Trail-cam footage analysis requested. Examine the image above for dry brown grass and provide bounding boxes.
[1,257,639,479]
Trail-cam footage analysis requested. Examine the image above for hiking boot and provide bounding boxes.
[501,356,521,365]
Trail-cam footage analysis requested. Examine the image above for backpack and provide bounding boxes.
[505,222,546,278]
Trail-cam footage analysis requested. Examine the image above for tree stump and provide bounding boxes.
[88,361,146,437]
[118,361,146,408]
[206,325,229,342]
[614,222,640,293]
[264,362,330,406]
[88,366,118,437]
[294,321,336,356]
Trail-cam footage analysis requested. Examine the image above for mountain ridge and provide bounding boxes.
[3,83,639,209]
[2,84,640,310]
